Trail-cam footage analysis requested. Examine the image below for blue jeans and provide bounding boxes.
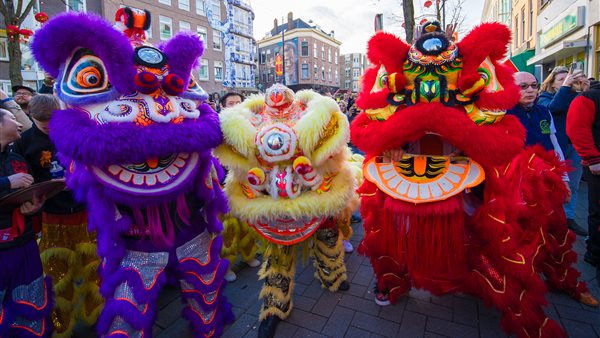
[563,144,582,220]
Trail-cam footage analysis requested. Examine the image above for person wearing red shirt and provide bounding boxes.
[566,80,600,285]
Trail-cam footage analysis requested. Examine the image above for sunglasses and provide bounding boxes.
[518,83,539,90]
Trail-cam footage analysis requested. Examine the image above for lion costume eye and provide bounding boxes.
[61,48,111,99]
[370,65,388,93]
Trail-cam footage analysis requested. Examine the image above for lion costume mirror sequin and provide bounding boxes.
[352,22,597,338]
[31,9,233,337]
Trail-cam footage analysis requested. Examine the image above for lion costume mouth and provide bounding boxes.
[90,152,200,196]
[364,133,484,203]
[250,216,325,245]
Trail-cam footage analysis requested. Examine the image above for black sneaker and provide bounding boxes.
[258,316,281,338]
[567,219,588,236]
[584,251,599,267]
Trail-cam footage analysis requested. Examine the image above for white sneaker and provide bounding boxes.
[343,240,354,253]
[224,269,237,282]
[245,258,261,268]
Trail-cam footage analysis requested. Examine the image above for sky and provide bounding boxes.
[251,0,485,54]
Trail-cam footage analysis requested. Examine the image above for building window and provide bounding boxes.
[353,69,360,79]
[197,26,207,43]
[67,0,86,11]
[345,69,350,77]
[199,59,209,80]
[158,0,171,5]
[314,64,318,79]
[335,69,338,83]
[213,31,222,50]
[301,63,309,79]
[209,0,221,19]
[328,49,331,63]
[321,46,325,59]
[301,41,309,57]
[514,14,519,47]
[345,80,350,89]
[180,21,191,32]
[267,50,272,62]
[196,0,206,15]
[214,61,223,81]
[159,16,173,40]
[520,7,525,45]
[345,54,350,65]
[528,0,533,38]
[260,50,266,64]
[0,39,8,61]
[335,52,338,64]
[313,43,317,57]
[179,0,190,11]
[321,66,325,80]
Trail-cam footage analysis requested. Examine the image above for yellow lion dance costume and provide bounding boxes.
[215,84,357,337]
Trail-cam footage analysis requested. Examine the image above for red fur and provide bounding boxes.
[356,32,411,110]
[366,32,410,74]
[355,65,391,110]
[457,23,511,92]
[350,102,526,167]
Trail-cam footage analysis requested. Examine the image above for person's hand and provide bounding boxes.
[207,101,217,111]
[563,70,584,87]
[382,149,404,162]
[19,194,45,215]
[0,88,8,100]
[563,181,572,203]
[8,173,33,189]
[590,163,600,175]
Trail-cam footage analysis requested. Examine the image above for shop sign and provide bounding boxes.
[540,6,584,48]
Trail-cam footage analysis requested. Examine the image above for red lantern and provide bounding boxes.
[424,0,433,8]
[19,28,34,37]
[35,12,49,23]
[420,18,428,25]
[6,25,20,36]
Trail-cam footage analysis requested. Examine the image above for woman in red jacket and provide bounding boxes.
[566,80,600,286]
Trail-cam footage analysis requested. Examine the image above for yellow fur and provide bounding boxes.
[225,165,356,222]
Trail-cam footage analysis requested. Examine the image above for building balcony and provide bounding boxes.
[231,0,254,14]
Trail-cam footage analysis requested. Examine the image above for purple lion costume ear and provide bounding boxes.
[31,12,205,103]
[31,12,137,95]
[160,33,204,90]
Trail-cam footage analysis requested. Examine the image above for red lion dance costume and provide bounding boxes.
[352,22,598,338]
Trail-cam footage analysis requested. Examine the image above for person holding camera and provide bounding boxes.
[539,65,590,236]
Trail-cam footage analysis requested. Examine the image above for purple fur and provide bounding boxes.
[160,33,204,90]
[49,109,222,167]
[96,298,156,336]
[31,12,136,95]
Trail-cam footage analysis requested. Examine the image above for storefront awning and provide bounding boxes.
[526,39,587,66]
[510,49,535,72]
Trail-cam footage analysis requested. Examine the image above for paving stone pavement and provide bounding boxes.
[74,182,600,337]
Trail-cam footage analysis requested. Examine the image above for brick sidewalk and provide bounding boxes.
[75,182,600,337]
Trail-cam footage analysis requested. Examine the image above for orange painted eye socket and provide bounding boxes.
[76,66,102,88]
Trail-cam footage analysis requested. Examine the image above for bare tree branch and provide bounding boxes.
[16,0,23,19]
[17,0,36,25]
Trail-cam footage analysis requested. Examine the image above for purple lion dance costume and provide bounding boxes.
[31,8,233,337]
